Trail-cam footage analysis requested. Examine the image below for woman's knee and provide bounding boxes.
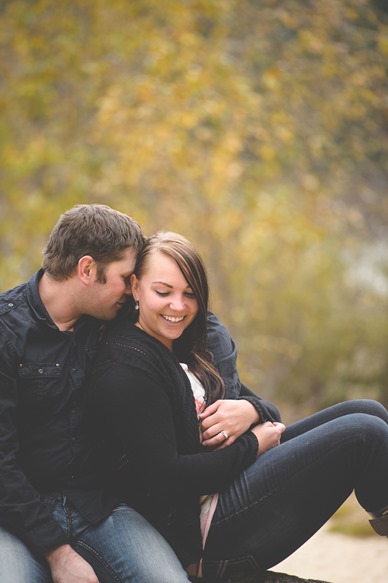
[355,399,388,422]
[353,411,388,448]
[338,399,388,423]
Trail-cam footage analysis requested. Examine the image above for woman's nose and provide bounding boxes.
[169,295,185,310]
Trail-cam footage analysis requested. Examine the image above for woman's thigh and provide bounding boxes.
[204,410,388,577]
[0,526,51,583]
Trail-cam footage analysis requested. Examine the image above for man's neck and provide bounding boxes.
[38,272,80,332]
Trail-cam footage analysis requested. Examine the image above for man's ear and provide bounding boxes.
[78,256,96,285]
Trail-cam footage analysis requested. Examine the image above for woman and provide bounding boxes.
[89,231,388,581]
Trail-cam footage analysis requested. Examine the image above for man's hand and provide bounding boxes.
[46,544,99,583]
[251,421,286,456]
[200,399,260,449]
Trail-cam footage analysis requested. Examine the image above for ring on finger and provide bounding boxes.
[220,430,229,440]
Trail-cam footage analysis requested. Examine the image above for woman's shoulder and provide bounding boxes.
[106,312,139,340]
[105,315,173,368]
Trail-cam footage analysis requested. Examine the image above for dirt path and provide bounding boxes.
[271,523,387,583]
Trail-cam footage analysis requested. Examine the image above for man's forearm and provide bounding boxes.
[46,544,99,583]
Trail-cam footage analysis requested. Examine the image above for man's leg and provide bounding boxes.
[0,525,51,583]
[53,500,190,583]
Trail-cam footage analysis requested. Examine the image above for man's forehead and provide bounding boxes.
[109,247,137,270]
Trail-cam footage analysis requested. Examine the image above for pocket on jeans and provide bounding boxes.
[203,553,262,580]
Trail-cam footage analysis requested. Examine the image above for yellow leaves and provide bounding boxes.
[1,0,387,406]
[96,85,126,127]
[297,30,326,55]
[262,67,282,90]
[377,31,388,56]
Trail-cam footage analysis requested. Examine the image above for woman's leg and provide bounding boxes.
[203,401,388,580]
[282,399,388,442]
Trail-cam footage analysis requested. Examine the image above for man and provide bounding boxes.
[0,205,190,582]
[0,204,279,582]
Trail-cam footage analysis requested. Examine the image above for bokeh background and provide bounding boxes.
[1,0,387,421]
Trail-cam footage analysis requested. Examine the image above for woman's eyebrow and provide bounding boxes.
[152,280,173,287]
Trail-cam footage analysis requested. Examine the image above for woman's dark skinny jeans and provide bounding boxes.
[203,399,388,580]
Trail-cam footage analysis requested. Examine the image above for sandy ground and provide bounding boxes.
[270,522,388,583]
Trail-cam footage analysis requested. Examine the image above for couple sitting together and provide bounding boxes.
[1,204,387,583]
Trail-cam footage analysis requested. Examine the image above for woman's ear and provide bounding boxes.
[131,274,139,300]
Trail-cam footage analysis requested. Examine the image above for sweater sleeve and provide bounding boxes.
[89,362,258,497]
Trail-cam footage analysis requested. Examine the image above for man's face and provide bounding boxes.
[87,247,137,320]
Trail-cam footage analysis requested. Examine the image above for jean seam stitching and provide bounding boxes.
[75,540,121,582]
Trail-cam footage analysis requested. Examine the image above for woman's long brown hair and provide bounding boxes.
[134,231,224,404]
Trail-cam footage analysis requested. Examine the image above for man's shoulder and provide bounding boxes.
[0,282,31,366]
[0,271,44,318]
[0,280,29,317]
[0,275,42,350]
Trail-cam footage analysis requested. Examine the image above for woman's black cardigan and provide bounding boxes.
[89,317,260,566]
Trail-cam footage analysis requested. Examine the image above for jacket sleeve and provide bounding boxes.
[239,382,282,423]
[89,362,259,497]
[0,360,68,557]
[206,312,282,422]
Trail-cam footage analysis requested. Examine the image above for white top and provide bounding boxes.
[179,362,219,558]
[180,362,206,417]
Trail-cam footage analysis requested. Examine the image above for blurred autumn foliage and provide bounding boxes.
[1,0,387,417]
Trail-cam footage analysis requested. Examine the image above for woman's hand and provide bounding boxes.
[251,421,286,456]
[200,399,260,449]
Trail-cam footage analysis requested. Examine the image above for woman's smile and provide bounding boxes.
[161,315,185,323]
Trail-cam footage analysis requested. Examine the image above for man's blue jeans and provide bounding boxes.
[0,500,190,582]
[203,399,388,580]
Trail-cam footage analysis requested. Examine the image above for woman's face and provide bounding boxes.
[131,250,198,350]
